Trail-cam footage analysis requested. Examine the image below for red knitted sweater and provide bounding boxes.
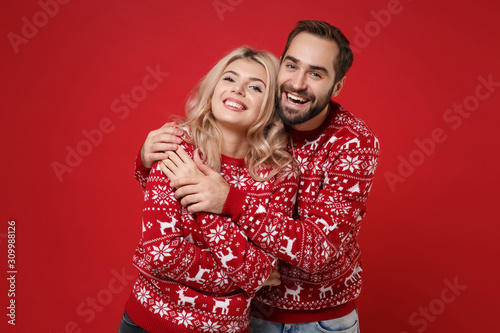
[222,101,380,323]
[126,140,299,332]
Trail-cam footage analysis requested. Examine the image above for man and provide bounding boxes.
[137,20,379,332]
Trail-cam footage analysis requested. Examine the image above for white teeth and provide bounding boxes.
[287,93,307,103]
[225,100,244,110]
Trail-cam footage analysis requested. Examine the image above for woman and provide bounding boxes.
[119,48,298,333]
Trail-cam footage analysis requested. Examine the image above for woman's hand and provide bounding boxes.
[159,146,204,180]
[160,148,230,214]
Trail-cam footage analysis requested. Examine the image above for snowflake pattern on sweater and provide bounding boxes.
[224,101,380,315]
[127,140,299,332]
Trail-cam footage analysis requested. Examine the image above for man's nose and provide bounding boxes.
[290,73,307,91]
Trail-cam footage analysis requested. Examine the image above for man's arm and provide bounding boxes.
[225,134,380,275]
[196,213,279,295]
[194,166,298,294]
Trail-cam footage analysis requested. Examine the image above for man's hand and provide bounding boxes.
[140,122,184,168]
[263,265,281,287]
[168,149,230,214]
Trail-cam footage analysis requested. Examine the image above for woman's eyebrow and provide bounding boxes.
[222,70,266,86]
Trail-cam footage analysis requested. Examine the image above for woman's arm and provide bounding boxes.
[135,161,240,294]
[161,148,298,294]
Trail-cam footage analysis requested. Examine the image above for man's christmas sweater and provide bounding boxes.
[223,101,380,323]
[127,140,299,332]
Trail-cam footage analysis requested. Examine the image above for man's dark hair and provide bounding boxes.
[281,20,354,84]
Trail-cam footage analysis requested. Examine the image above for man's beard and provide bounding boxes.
[276,83,334,126]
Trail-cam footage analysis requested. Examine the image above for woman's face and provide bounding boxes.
[211,58,268,133]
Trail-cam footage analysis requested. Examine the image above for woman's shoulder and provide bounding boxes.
[178,126,196,156]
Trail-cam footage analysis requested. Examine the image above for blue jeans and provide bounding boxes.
[117,311,148,333]
[250,309,359,333]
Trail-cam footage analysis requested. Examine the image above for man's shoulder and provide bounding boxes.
[330,102,377,140]
[325,102,380,152]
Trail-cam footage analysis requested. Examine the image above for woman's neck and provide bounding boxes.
[219,129,249,159]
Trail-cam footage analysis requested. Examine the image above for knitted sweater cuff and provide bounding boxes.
[135,150,151,172]
[222,186,247,222]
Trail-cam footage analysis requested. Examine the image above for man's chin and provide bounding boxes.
[278,109,306,125]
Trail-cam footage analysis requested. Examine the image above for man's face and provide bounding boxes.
[277,32,343,127]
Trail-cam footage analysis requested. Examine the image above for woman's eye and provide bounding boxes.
[223,76,235,82]
[250,86,262,93]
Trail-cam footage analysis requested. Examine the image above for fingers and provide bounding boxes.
[147,123,184,151]
[149,151,169,161]
[142,125,183,168]
[141,123,182,168]
[174,180,207,196]
[180,194,202,208]
[264,278,281,287]
[193,149,212,176]
[175,191,205,213]
[171,185,206,211]
[171,175,201,189]
[165,152,183,169]
[185,202,205,214]
[165,151,203,183]
[161,159,182,180]
[150,134,182,150]
[175,145,193,164]
[263,269,281,286]
[151,140,179,152]
[157,122,183,135]
[193,148,203,164]
[159,160,177,181]
[159,121,177,129]
[168,148,196,169]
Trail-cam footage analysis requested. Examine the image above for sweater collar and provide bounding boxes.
[288,100,339,143]
[221,154,245,166]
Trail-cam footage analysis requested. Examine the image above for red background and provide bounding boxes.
[1,0,499,332]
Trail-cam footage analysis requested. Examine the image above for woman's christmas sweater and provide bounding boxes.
[127,140,299,332]
[223,101,380,323]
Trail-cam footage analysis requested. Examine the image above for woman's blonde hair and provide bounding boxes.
[176,47,293,181]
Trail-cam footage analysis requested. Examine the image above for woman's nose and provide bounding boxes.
[231,83,245,96]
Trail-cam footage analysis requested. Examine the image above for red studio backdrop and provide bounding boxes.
[1,0,499,332]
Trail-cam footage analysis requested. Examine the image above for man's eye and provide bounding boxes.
[311,72,322,78]
[287,64,296,70]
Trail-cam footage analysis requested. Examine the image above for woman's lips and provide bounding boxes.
[223,98,247,111]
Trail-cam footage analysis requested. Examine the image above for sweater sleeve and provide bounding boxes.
[133,162,240,294]
[134,150,151,193]
[198,166,299,294]
[227,133,380,275]
[196,212,276,295]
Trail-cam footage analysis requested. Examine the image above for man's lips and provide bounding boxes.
[284,91,311,106]
[223,98,247,111]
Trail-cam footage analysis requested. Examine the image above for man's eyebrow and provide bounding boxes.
[283,56,330,76]
[222,70,266,86]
